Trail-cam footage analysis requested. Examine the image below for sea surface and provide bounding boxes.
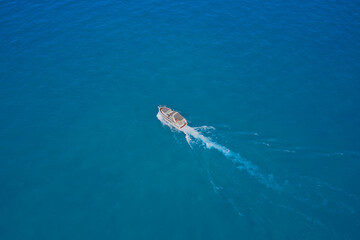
[1,0,360,239]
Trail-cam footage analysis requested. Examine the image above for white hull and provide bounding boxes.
[158,106,187,129]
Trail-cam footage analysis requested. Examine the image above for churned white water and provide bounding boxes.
[157,112,280,190]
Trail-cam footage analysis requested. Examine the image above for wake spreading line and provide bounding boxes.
[157,113,280,191]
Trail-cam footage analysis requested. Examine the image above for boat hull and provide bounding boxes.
[158,106,187,129]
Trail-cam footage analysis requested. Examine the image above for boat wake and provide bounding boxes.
[157,111,360,231]
[157,112,279,191]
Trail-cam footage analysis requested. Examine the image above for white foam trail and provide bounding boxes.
[185,134,193,148]
[157,112,279,191]
[194,126,216,131]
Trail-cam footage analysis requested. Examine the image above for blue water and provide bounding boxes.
[1,0,360,239]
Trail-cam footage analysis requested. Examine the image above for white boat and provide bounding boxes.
[158,106,187,129]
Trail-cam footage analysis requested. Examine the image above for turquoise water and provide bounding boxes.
[1,0,360,239]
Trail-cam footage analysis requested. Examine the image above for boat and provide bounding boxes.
[158,106,187,129]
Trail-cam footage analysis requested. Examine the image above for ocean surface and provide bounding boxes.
[1,0,360,239]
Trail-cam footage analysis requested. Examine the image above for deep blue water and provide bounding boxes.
[1,0,360,239]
